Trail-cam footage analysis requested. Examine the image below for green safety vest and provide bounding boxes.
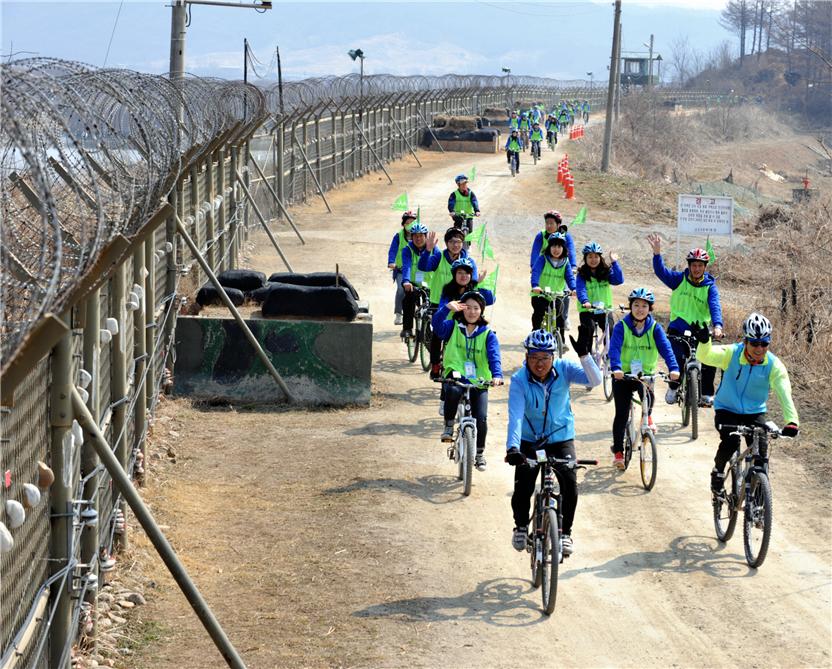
[394,228,408,269]
[621,321,659,374]
[519,119,530,130]
[670,278,712,325]
[408,244,428,284]
[509,117,519,129]
[507,138,522,152]
[443,326,493,381]
[530,128,544,141]
[532,259,567,296]
[453,189,475,216]
[577,276,613,313]
[429,252,457,305]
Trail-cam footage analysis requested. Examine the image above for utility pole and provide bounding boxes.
[648,33,654,88]
[601,0,621,172]
[615,22,622,123]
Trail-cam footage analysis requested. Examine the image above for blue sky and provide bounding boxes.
[1,1,732,81]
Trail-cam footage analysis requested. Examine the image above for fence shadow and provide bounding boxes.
[560,535,751,581]
[324,473,468,505]
[344,416,438,439]
[577,465,651,497]
[353,577,546,627]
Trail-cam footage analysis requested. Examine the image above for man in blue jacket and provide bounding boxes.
[504,329,601,556]
[648,233,723,406]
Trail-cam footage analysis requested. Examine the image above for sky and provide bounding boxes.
[1,1,733,82]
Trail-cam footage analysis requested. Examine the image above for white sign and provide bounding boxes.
[677,194,733,237]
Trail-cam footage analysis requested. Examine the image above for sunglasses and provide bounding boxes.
[746,339,770,348]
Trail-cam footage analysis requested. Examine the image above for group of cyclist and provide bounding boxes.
[386,169,799,557]
[504,101,590,173]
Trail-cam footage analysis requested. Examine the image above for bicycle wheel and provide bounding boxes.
[639,431,658,491]
[680,375,691,427]
[406,314,419,363]
[688,367,700,440]
[743,471,773,568]
[419,317,432,371]
[541,508,560,615]
[713,464,739,542]
[533,149,538,165]
[531,501,543,588]
[602,356,613,401]
[461,425,475,497]
[554,330,564,359]
[623,425,633,471]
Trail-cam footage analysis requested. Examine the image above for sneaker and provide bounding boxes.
[710,469,725,494]
[701,395,714,408]
[613,451,625,469]
[512,526,527,552]
[475,454,486,471]
[665,387,678,404]
[400,329,413,338]
[438,400,444,417]
[561,534,574,556]
[441,421,455,443]
[647,416,657,433]
[429,364,442,380]
[394,313,403,325]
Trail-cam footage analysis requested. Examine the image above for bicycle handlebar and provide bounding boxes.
[433,376,497,389]
[719,421,786,438]
[519,455,598,468]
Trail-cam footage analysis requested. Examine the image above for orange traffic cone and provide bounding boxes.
[562,171,570,191]
[565,174,575,199]
[557,164,563,183]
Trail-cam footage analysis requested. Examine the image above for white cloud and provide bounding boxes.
[588,0,725,9]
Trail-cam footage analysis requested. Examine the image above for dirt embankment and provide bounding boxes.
[109,132,831,669]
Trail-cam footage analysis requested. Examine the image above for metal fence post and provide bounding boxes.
[144,235,156,411]
[217,148,227,271]
[277,121,285,208]
[133,243,147,467]
[111,261,128,550]
[206,155,216,271]
[229,146,239,269]
[165,188,178,373]
[48,329,74,668]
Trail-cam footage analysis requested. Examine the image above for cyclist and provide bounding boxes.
[609,288,680,468]
[647,233,723,407]
[505,329,601,555]
[433,257,493,317]
[387,210,417,326]
[530,233,576,342]
[529,211,577,270]
[574,242,624,355]
[505,129,523,174]
[447,174,481,226]
[434,291,503,470]
[582,99,590,123]
[689,313,799,493]
[518,112,531,148]
[529,122,545,161]
[399,222,430,338]
[530,105,542,125]
[420,227,480,378]
[545,113,558,147]
[509,110,520,131]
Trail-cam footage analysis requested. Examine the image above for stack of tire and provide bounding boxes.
[421,115,498,148]
[195,270,362,320]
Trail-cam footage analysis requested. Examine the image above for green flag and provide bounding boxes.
[465,222,486,244]
[479,265,499,294]
[705,237,716,263]
[482,236,495,260]
[391,192,408,211]
[416,205,421,223]
[470,165,477,182]
[571,206,587,226]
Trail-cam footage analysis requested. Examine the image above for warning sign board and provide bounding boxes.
[677,194,733,238]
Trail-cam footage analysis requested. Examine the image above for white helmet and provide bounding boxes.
[742,313,772,341]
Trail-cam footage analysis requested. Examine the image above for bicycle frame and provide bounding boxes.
[669,333,702,400]
[624,374,655,446]
[723,423,779,500]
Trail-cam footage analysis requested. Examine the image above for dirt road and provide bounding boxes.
[129,142,832,668]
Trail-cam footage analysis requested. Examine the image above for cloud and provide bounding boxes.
[588,0,725,9]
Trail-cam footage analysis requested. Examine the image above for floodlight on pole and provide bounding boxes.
[586,71,593,89]
[348,48,365,116]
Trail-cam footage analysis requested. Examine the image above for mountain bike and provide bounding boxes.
[531,139,541,165]
[517,452,597,615]
[520,128,529,150]
[620,373,665,491]
[539,287,571,358]
[546,129,557,151]
[713,421,788,568]
[587,303,615,401]
[668,331,702,440]
[435,375,492,496]
[418,301,436,372]
[508,150,520,177]
[402,283,430,364]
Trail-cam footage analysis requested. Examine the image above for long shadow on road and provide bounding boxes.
[353,577,546,627]
[324,473,467,505]
[560,535,752,581]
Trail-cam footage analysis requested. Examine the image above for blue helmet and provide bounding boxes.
[409,222,428,234]
[628,287,655,304]
[455,174,468,184]
[546,232,567,248]
[582,242,603,255]
[524,329,556,353]
[451,257,475,273]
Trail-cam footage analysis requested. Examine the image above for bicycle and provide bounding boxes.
[538,287,571,358]
[402,283,430,364]
[531,139,541,165]
[418,300,435,372]
[586,302,615,401]
[668,331,703,441]
[434,375,492,496]
[620,373,664,491]
[546,129,557,151]
[713,421,788,568]
[520,128,529,150]
[518,452,597,615]
[508,150,520,177]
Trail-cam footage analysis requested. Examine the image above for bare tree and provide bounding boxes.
[669,35,692,84]
[720,0,751,65]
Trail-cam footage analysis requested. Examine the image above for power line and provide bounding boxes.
[102,0,125,67]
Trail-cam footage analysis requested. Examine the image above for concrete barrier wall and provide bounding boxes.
[174,316,372,405]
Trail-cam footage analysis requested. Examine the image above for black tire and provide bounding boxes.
[688,367,700,441]
[419,317,432,372]
[713,465,739,543]
[681,375,691,428]
[623,426,633,471]
[533,150,538,165]
[462,425,475,497]
[541,509,560,615]
[531,502,543,588]
[639,431,658,491]
[554,330,564,359]
[602,356,614,402]
[743,471,773,568]
[406,314,420,363]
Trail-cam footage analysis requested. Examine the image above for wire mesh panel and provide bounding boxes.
[0,357,51,664]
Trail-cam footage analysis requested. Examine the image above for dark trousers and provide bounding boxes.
[713,409,768,472]
[402,289,418,331]
[667,327,717,395]
[512,440,578,535]
[611,377,653,453]
[444,384,488,453]
[430,325,443,366]
[576,311,610,353]
[506,150,520,171]
[531,296,566,337]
